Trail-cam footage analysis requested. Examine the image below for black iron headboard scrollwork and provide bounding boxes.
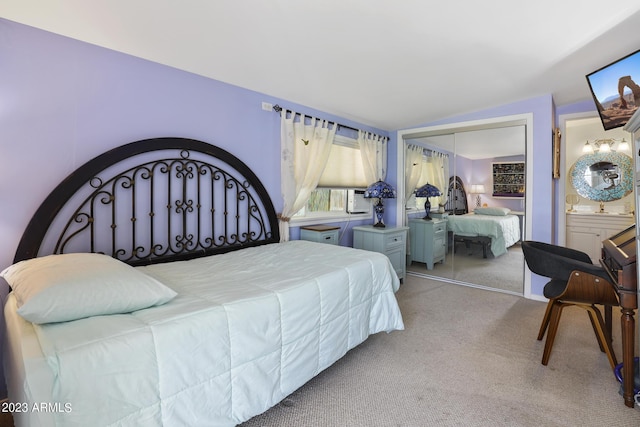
[444,176,469,215]
[14,137,280,266]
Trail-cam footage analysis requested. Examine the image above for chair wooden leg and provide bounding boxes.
[586,305,618,370]
[604,304,613,344]
[587,306,606,353]
[537,300,555,341]
[542,302,566,366]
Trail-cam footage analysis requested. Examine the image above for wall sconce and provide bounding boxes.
[470,184,485,208]
[582,138,629,153]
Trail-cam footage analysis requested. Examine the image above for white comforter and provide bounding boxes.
[447,213,521,257]
[7,241,404,426]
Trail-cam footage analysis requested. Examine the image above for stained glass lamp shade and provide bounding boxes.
[415,183,441,220]
[363,180,396,228]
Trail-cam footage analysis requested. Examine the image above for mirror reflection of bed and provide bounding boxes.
[402,123,526,295]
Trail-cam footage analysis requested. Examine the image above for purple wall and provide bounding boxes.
[0,20,392,396]
[0,19,606,396]
[473,155,526,212]
[0,17,598,309]
[1,18,574,297]
[0,19,385,270]
[386,95,555,297]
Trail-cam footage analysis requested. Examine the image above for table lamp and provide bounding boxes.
[415,183,441,220]
[470,184,485,208]
[363,180,396,227]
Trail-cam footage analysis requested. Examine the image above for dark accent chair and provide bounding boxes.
[521,241,620,370]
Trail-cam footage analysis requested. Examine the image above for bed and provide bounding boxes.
[446,211,521,257]
[443,176,521,258]
[1,137,404,427]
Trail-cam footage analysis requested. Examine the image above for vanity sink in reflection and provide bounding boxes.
[566,211,633,217]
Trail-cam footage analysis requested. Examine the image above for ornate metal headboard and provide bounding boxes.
[444,176,469,215]
[14,137,280,266]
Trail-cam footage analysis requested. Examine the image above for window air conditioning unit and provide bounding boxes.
[347,189,371,214]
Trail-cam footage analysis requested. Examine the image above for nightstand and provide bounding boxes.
[300,225,340,245]
[409,218,447,270]
[430,212,449,220]
[352,225,409,280]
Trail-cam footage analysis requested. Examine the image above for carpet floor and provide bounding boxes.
[2,274,638,426]
[241,274,640,426]
[407,241,524,294]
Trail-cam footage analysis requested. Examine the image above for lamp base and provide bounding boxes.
[422,199,432,221]
[373,199,386,227]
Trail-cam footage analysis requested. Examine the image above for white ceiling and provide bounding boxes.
[408,126,526,160]
[3,1,640,133]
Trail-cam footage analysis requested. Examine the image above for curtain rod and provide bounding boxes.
[272,104,362,134]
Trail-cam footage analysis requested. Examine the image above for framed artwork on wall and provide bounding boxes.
[586,48,640,130]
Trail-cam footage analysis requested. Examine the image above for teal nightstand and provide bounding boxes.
[430,212,449,220]
[352,225,409,280]
[409,218,447,270]
[300,225,340,245]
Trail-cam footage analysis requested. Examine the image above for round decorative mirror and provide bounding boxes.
[569,152,633,201]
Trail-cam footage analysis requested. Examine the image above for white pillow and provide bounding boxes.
[474,207,511,216]
[1,253,177,324]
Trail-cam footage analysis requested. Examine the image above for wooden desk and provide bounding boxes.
[601,227,638,408]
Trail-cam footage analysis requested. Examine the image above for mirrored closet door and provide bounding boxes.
[397,115,533,296]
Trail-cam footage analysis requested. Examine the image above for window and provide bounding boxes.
[292,135,373,224]
[297,189,348,214]
[406,149,449,212]
[316,135,368,188]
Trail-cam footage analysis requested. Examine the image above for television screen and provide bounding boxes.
[586,48,640,130]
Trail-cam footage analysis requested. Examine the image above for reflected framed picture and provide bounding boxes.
[586,48,640,130]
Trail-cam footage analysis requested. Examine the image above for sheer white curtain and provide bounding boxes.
[424,152,449,206]
[358,130,387,183]
[279,109,336,241]
[404,144,424,256]
[405,144,423,206]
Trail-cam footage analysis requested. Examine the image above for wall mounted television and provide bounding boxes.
[586,48,640,130]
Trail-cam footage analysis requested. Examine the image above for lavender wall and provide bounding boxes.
[0,18,600,396]
[0,20,393,396]
[387,95,555,297]
[409,147,525,212]
[473,155,526,212]
[0,19,385,271]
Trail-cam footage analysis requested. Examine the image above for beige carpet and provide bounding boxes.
[241,274,640,427]
[407,241,524,294]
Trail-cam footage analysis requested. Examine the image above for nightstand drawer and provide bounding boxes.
[352,226,409,281]
[433,222,446,234]
[408,218,447,270]
[385,232,405,248]
[300,225,340,245]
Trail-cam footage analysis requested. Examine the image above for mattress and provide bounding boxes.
[447,213,521,257]
[4,240,404,426]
